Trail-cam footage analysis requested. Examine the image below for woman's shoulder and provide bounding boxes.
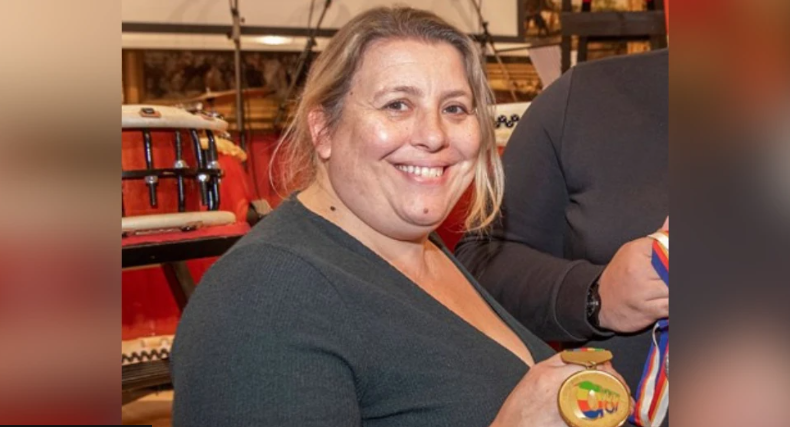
[229,198,347,262]
[235,197,327,249]
[193,237,336,313]
[183,198,360,325]
[171,235,364,411]
[174,233,358,362]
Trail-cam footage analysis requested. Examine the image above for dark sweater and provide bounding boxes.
[456,50,668,426]
[171,198,555,427]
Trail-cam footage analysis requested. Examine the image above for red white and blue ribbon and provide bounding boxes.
[630,230,669,427]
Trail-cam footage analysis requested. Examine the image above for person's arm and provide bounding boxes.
[171,245,362,427]
[456,70,611,343]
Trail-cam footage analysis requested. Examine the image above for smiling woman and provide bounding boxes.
[300,38,483,241]
[171,7,627,427]
[275,6,503,234]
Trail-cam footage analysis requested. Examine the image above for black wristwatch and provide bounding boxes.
[586,280,602,328]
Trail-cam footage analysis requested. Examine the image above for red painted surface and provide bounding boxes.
[122,133,499,340]
[122,133,266,341]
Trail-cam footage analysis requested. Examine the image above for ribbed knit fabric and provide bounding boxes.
[172,197,554,427]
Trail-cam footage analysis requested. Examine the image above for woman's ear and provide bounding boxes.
[308,109,332,160]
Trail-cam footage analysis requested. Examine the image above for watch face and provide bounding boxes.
[586,284,602,326]
[587,289,600,313]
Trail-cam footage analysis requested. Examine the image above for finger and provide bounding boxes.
[541,352,569,367]
[661,216,669,231]
[641,279,670,299]
[552,364,587,380]
[631,237,655,256]
[541,353,589,375]
[644,297,669,319]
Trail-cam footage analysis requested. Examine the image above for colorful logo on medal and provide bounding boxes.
[575,381,622,420]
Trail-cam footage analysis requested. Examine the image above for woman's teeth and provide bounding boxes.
[396,164,444,178]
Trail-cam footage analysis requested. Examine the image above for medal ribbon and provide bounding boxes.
[630,231,669,427]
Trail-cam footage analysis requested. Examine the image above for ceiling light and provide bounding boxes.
[254,35,293,45]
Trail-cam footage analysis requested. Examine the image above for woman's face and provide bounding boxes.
[315,38,481,241]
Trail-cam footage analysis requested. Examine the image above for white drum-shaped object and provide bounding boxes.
[493,102,531,147]
[121,105,240,236]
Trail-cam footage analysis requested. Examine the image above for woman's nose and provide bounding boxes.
[411,110,448,152]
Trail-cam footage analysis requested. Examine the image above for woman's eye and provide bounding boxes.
[444,104,469,115]
[384,101,408,111]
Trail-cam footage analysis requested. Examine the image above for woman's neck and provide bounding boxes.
[297,182,437,280]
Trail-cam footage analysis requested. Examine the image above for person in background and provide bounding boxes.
[456,50,668,427]
[171,7,626,427]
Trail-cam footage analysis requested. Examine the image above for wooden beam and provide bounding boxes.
[561,11,667,37]
[122,50,145,104]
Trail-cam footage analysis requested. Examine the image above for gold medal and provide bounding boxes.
[558,349,631,427]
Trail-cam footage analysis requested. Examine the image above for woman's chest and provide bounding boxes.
[335,272,530,425]
[352,307,527,426]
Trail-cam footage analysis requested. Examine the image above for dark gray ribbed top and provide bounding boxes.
[172,197,554,427]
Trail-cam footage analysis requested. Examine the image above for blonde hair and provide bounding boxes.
[274,6,503,231]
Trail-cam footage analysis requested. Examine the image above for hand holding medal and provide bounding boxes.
[558,349,632,427]
[490,351,631,427]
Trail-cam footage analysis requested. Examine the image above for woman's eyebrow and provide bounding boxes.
[440,89,472,101]
[373,85,423,101]
[373,86,471,102]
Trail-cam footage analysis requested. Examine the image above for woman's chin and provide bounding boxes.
[400,210,449,232]
[367,213,446,242]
